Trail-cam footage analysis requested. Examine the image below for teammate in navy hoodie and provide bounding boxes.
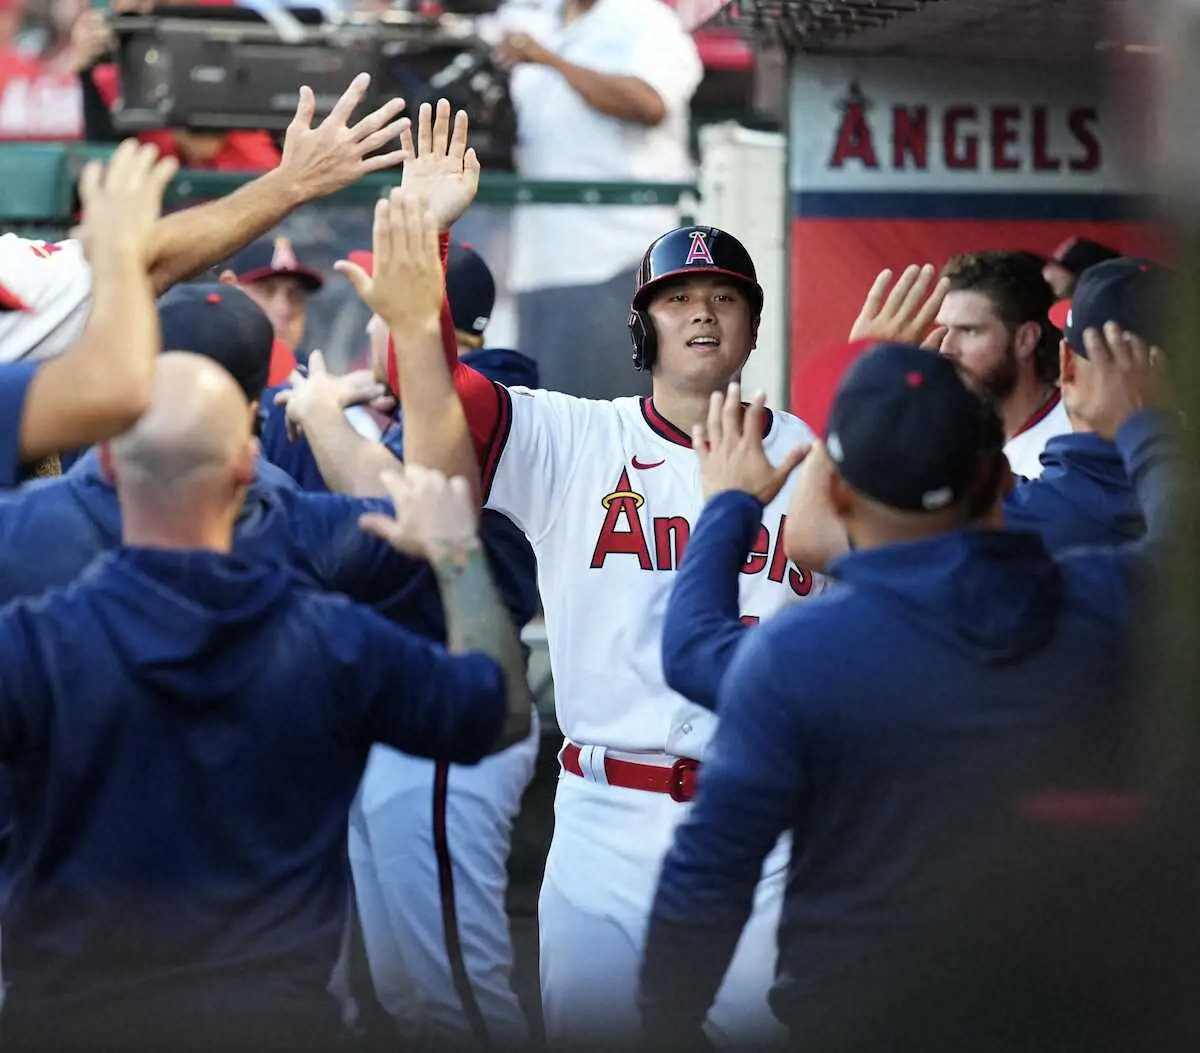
[0,352,531,1053]
[0,285,437,866]
[640,327,1174,1048]
[261,241,544,1047]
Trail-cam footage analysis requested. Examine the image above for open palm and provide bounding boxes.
[399,99,481,231]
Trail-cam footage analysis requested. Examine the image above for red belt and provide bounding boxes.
[561,743,699,803]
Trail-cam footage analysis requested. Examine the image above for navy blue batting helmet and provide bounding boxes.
[627,226,764,372]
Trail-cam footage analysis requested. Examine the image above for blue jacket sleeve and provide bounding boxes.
[661,490,764,711]
[1116,410,1177,551]
[642,618,808,1039]
[328,598,507,764]
[0,362,40,488]
[292,491,435,622]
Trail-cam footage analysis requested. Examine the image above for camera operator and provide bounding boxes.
[66,0,281,171]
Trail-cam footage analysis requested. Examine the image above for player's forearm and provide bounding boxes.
[20,254,156,460]
[662,491,763,711]
[300,401,397,498]
[431,544,533,753]
[394,322,482,503]
[544,56,666,126]
[146,167,307,296]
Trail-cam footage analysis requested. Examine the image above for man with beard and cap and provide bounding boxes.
[934,251,1068,479]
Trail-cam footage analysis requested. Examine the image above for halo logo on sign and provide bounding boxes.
[685,230,715,266]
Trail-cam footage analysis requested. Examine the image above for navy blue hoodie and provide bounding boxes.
[0,547,504,1033]
[1005,431,1144,552]
[259,346,541,637]
[641,412,1174,1038]
[0,451,423,622]
[664,429,1148,713]
[0,452,430,866]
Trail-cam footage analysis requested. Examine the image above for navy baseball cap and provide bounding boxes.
[1048,257,1169,356]
[446,243,495,337]
[157,283,274,401]
[1050,237,1121,277]
[825,341,1004,513]
[223,235,324,291]
[347,242,496,338]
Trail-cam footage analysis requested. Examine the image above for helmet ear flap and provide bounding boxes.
[628,306,657,372]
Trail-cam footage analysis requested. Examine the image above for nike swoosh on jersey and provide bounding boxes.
[631,457,666,470]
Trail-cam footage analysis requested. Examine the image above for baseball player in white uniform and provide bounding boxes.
[0,234,93,364]
[1000,394,1072,479]
[383,198,821,1045]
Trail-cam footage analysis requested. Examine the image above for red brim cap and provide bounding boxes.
[347,250,374,278]
[1048,299,1071,331]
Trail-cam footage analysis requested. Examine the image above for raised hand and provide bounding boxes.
[275,352,391,441]
[692,382,808,504]
[397,98,481,232]
[360,466,481,563]
[276,74,409,201]
[76,140,179,265]
[850,264,949,346]
[1068,323,1166,440]
[335,191,444,337]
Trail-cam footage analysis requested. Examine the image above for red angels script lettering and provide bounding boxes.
[654,516,690,571]
[685,230,714,266]
[829,82,879,170]
[741,526,770,576]
[590,469,652,570]
[769,516,815,597]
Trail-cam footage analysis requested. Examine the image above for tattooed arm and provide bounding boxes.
[430,542,533,751]
[360,465,533,753]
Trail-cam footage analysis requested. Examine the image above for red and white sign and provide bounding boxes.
[789,56,1138,193]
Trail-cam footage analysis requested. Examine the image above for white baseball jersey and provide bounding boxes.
[484,388,820,760]
[1004,391,1071,480]
[0,235,92,364]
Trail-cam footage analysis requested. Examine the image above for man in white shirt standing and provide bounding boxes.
[494,0,703,401]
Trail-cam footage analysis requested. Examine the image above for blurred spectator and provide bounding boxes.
[493,0,702,400]
[0,0,85,140]
[1042,237,1121,299]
